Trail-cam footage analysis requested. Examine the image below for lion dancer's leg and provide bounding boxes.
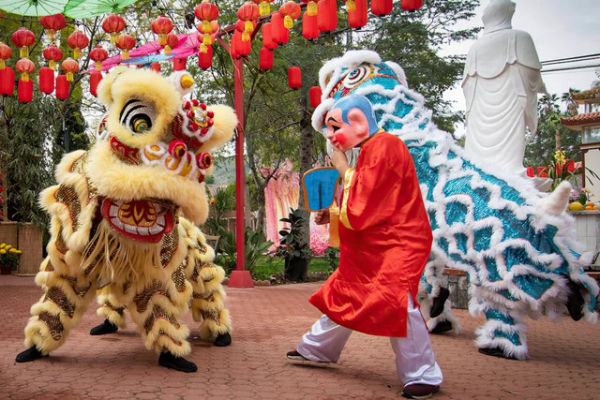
[127,275,197,372]
[16,249,97,362]
[181,219,232,346]
[470,291,528,360]
[90,284,127,335]
[418,261,460,335]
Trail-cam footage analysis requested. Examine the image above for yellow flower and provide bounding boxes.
[554,150,566,164]
[0,243,5,249]
[9,248,21,254]
[0,249,5,254]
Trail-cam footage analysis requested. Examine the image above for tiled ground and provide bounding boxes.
[1,275,599,400]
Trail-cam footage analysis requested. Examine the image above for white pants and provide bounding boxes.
[297,296,443,387]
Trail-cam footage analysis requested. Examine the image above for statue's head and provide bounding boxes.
[482,0,515,33]
[90,67,237,242]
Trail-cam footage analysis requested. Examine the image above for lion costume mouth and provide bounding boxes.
[101,198,175,243]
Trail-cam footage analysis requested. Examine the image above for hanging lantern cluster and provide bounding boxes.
[0,42,14,96]
[195,0,219,54]
[102,14,126,44]
[11,28,36,103]
[89,46,108,96]
[237,1,260,42]
[40,46,62,94]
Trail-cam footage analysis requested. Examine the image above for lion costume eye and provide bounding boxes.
[120,99,155,134]
[342,65,370,88]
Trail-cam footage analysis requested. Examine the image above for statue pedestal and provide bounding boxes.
[228,270,254,288]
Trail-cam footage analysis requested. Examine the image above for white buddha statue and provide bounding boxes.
[462,0,547,177]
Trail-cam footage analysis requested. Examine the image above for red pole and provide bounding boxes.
[226,56,254,288]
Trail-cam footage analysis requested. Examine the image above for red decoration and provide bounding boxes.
[11,28,35,59]
[39,66,54,94]
[0,67,14,96]
[196,1,220,50]
[102,14,126,44]
[39,14,66,42]
[237,2,260,41]
[18,77,33,103]
[89,46,108,71]
[198,45,213,69]
[0,42,11,70]
[302,12,319,40]
[173,57,187,71]
[67,31,89,60]
[165,33,179,55]
[348,0,367,28]
[151,15,173,46]
[288,66,301,89]
[61,57,79,82]
[55,74,69,100]
[116,33,136,60]
[15,58,35,80]
[371,0,393,16]
[271,12,289,45]
[401,0,423,11]
[43,45,63,70]
[309,86,322,108]
[90,70,102,97]
[526,167,534,177]
[151,62,161,72]
[195,1,219,21]
[259,47,273,70]
[302,0,318,16]
[262,23,277,50]
[280,1,301,29]
[318,0,337,33]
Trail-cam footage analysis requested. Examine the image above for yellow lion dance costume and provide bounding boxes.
[15,67,236,372]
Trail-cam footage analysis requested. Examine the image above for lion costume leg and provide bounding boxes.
[17,255,97,361]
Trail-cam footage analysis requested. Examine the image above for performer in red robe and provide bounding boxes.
[287,94,443,399]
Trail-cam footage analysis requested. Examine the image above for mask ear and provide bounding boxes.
[346,107,370,137]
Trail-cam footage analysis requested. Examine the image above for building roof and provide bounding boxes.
[572,87,600,104]
[561,111,600,131]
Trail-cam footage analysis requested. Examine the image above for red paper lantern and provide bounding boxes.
[198,45,213,70]
[195,1,219,21]
[302,12,319,40]
[61,57,79,82]
[259,47,273,70]
[150,62,161,72]
[67,31,89,60]
[309,86,322,108]
[401,0,423,11]
[116,33,136,60]
[90,70,102,97]
[0,42,11,70]
[15,58,35,80]
[89,46,108,71]
[348,0,367,28]
[271,12,289,45]
[302,0,318,16]
[39,66,54,94]
[18,77,33,103]
[262,23,277,50]
[318,0,337,33]
[151,15,173,46]
[55,74,69,100]
[371,0,393,16]
[43,45,63,70]
[39,14,66,42]
[102,14,126,44]
[288,66,301,89]
[280,1,301,28]
[173,57,187,71]
[11,28,35,59]
[164,33,179,55]
[0,67,15,96]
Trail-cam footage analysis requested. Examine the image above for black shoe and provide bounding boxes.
[566,278,584,321]
[429,287,450,318]
[429,319,452,334]
[158,352,197,373]
[15,346,47,363]
[402,384,440,399]
[214,332,232,347]
[478,347,517,360]
[90,319,119,335]
[286,350,330,365]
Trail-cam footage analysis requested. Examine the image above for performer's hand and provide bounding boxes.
[315,209,330,225]
[331,148,349,176]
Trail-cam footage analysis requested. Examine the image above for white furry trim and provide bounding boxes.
[318,50,381,89]
[312,98,335,133]
[385,60,408,87]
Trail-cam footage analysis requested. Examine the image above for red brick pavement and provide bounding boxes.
[1,275,599,400]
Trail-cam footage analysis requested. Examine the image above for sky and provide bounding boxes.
[440,0,600,137]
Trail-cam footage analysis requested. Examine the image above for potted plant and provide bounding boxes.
[272,208,311,281]
[0,242,22,275]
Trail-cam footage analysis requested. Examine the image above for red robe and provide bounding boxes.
[309,132,433,337]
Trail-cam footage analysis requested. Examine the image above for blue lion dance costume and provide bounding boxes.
[312,50,599,360]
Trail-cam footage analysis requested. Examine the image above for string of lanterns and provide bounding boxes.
[0,0,423,104]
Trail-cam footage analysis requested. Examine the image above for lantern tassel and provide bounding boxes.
[284,16,294,29]
[19,47,29,58]
[259,2,270,16]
